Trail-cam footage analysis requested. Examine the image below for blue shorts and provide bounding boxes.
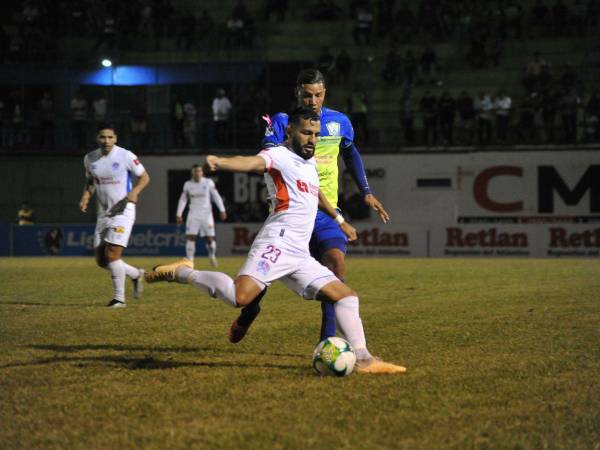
[309,210,348,259]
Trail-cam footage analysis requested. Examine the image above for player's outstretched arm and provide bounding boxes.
[318,191,357,241]
[205,155,266,174]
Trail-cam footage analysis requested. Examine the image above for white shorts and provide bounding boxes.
[186,215,215,237]
[94,202,136,248]
[237,242,338,300]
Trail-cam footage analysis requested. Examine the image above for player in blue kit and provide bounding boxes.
[229,68,390,343]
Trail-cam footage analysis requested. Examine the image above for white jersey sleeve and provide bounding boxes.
[125,151,146,177]
[176,181,189,217]
[208,179,226,213]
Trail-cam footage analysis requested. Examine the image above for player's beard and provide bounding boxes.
[290,136,315,160]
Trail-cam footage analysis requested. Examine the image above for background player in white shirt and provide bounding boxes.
[79,124,150,308]
[176,165,227,267]
[144,108,405,374]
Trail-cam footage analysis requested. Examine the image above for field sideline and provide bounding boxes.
[1,257,599,450]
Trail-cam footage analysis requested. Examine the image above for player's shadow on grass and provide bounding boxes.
[30,344,305,359]
[1,354,301,371]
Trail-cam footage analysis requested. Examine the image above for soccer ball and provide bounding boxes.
[312,337,356,377]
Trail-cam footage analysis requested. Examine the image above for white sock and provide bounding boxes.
[176,267,236,307]
[334,296,372,360]
[121,261,140,279]
[206,240,217,258]
[107,260,126,302]
[186,240,196,261]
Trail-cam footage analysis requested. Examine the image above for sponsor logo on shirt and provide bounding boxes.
[296,180,319,196]
[326,121,340,136]
[114,226,125,234]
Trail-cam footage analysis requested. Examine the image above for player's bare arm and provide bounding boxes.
[318,191,357,241]
[205,155,266,174]
[364,193,390,224]
[127,171,150,204]
[79,176,95,212]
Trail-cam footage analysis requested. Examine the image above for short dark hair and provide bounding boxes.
[97,123,116,133]
[288,106,320,127]
[192,164,201,169]
[296,68,326,89]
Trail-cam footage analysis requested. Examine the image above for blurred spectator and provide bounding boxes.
[403,50,418,87]
[583,91,600,142]
[316,46,335,77]
[335,49,352,85]
[523,51,549,94]
[17,201,34,225]
[381,48,401,85]
[540,89,558,143]
[531,0,549,37]
[503,2,523,38]
[515,93,538,144]
[131,100,148,150]
[494,90,512,144]
[490,34,505,67]
[264,0,289,22]
[400,90,415,145]
[176,12,196,49]
[348,89,368,144]
[183,100,197,147]
[9,96,27,148]
[353,5,374,45]
[420,90,438,146]
[39,91,54,149]
[552,0,568,36]
[93,93,108,125]
[212,88,232,147]
[172,96,184,147]
[457,91,476,145]
[475,91,493,145]
[70,90,88,150]
[559,90,581,143]
[138,0,154,39]
[438,91,455,146]
[93,11,118,51]
[226,15,244,49]
[197,9,215,43]
[307,0,342,21]
[419,45,439,86]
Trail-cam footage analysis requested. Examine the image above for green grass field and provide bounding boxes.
[1,257,599,450]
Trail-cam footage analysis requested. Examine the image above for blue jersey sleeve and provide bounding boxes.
[261,112,288,147]
[339,114,355,149]
[341,142,371,196]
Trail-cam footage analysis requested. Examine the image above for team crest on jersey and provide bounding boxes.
[257,259,271,276]
[114,226,125,234]
[326,121,340,136]
[112,162,120,170]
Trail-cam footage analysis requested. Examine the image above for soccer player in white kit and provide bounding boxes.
[176,165,227,267]
[145,108,405,374]
[79,124,150,308]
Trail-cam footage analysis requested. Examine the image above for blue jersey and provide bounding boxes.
[263,107,354,208]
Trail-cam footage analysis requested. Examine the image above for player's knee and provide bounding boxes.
[234,291,255,307]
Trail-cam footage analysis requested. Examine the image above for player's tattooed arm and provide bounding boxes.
[79,176,95,213]
[205,155,266,174]
[318,191,357,241]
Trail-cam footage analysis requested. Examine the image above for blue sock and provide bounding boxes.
[320,300,336,341]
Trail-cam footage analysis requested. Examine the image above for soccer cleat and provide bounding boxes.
[228,318,251,343]
[132,268,145,298]
[106,299,126,308]
[144,258,193,283]
[355,357,407,374]
[210,255,218,268]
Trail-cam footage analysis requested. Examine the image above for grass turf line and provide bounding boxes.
[0,257,599,450]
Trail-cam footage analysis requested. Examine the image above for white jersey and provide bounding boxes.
[176,177,225,218]
[254,145,320,255]
[83,145,146,217]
